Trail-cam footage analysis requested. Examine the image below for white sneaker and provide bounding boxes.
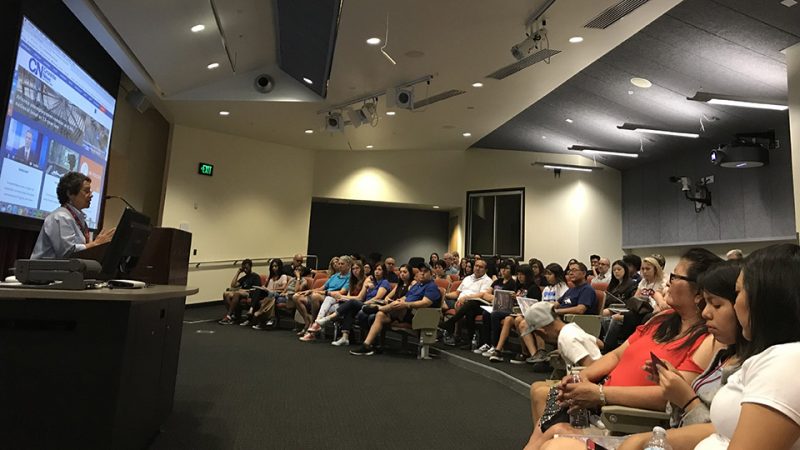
[473,343,491,354]
[331,336,349,346]
[482,347,497,357]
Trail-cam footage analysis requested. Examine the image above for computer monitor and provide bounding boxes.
[99,208,152,279]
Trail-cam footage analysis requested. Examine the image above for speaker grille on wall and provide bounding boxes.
[584,0,650,29]
[125,89,150,113]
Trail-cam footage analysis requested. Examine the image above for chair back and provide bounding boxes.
[259,274,267,286]
[303,276,314,290]
[434,278,450,291]
[564,314,602,338]
[311,278,327,290]
[448,274,460,282]
[314,272,329,280]
[593,281,609,292]
[412,308,442,330]
[594,289,606,313]
[448,280,461,293]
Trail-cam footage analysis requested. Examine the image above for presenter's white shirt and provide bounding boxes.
[31,205,88,259]
[457,274,492,299]
[695,343,800,450]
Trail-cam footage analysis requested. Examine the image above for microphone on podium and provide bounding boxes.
[104,195,138,212]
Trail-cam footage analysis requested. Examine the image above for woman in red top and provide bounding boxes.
[524,248,721,450]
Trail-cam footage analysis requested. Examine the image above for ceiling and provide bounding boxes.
[477,0,800,169]
[67,0,696,159]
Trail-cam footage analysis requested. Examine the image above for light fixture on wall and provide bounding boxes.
[569,145,639,158]
[532,162,599,178]
[617,123,700,139]
[687,92,788,111]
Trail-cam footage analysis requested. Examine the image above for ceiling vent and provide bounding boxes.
[413,89,466,109]
[584,0,650,29]
[486,49,561,80]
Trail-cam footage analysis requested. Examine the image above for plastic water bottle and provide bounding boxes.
[568,369,589,428]
[470,332,478,351]
[644,426,672,450]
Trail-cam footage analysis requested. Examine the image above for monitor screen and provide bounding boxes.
[0,17,116,229]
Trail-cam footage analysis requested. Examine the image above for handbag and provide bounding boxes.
[540,385,571,432]
[624,296,654,316]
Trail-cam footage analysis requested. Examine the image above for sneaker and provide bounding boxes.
[308,322,322,333]
[299,332,316,342]
[218,316,234,325]
[350,344,374,356]
[530,349,549,363]
[265,319,275,327]
[437,321,455,334]
[481,347,497,357]
[532,361,553,373]
[296,328,308,336]
[473,343,491,354]
[489,354,503,363]
[239,319,251,327]
[510,353,527,365]
[252,324,268,330]
[332,336,349,346]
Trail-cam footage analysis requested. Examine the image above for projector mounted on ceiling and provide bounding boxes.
[710,131,777,169]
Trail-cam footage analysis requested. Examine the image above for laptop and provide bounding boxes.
[493,289,515,313]
[516,296,539,316]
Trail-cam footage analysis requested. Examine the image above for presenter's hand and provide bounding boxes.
[95,227,115,244]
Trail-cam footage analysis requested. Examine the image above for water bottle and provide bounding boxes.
[470,332,478,351]
[644,426,672,450]
[568,369,589,428]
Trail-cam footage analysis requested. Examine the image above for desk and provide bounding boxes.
[0,285,198,450]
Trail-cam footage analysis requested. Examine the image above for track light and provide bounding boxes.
[386,88,414,110]
[346,102,378,128]
[325,112,344,132]
[687,92,788,111]
[569,145,639,158]
[617,123,699,139]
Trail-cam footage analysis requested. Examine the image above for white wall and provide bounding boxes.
[313,148,623,267]
[789,42,800,234]
[161,124,314,303]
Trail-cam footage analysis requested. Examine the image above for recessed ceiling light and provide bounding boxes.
[433,205,440,209]
[565,118,574,123]
[207,62,219,70]
[630,77,652,88]
[304,129,314,134]
[542,136,547,139]
[191,24,205,33]
[302,77,313,85]
[386,111,396,116]
[569,36,584,43]
[472,82,484,88]
[366,145,374,149]
[366,37,382,45]
[462,132,472,137]
[219,111,230,116]
[628,90,634,95]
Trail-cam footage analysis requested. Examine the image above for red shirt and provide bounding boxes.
[605,311,707,387]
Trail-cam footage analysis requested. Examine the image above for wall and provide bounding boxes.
[789,43,800,234]
[307,201,449,265]
[622,128,796,249]
[161,124,314,303]
[313,148,623,267]
[101,79,169,228]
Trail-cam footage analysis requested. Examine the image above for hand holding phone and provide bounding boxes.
[649,351,668,378]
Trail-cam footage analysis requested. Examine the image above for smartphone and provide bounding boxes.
[586,439,609,450]
[650,351,667,376]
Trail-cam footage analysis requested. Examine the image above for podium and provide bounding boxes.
[75,227,191,284]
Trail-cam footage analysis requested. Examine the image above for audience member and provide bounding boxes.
[604,259,638,304]
[384,257,399,283]
[529,258,547,287]
[432,260,449,280]
[623,253,643,284]
[301,259,363,342]
[460,259,474,279]
[291,256,351,335]
[243,258,288,327]
[440,259,493,345]
[475,259,520,356]
[429,252,440,267]
[490,264,543,363]
[251,262,308,330]
[283,254,312,277]
[554,262,597,315]
[589,254,601,276]
[638,256,667,311]
[591,257,612,287]
[444,252,460,275]
[541,263,569,303]
[219,259,261,324]
[356,263,414,336]
[524,302,602,367]
[350,263,441,356]
[725,248,743,261]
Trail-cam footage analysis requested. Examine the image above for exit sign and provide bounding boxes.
[198,163,214,176]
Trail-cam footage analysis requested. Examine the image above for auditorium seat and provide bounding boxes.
[434,278,450,291]
[313,272,329,281]
[593,282,609,292]
[384,287,445,359]
[448,274,460,282]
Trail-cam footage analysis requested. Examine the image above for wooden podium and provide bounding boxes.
[75,227,191,284]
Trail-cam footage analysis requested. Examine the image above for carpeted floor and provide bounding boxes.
[150,306,535,450]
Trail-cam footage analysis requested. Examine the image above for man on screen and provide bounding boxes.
[13,129,38,167]
[31,172,115,259]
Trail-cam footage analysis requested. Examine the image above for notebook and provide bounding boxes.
[492,289,515,313]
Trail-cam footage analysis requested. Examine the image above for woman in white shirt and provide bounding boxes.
[636,256,667,311]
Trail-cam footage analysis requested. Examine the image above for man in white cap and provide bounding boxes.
[519,302,602,368]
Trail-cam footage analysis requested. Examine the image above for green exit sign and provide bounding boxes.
[198,163,214,176]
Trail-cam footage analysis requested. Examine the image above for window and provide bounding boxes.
[466,188,524,258]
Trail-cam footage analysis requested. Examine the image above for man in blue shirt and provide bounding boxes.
[555,262,597,315]
[350,263,441,356]
[290,256,351,334]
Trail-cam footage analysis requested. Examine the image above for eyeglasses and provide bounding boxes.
[669,273,696,283]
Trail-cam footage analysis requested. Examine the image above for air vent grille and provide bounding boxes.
[584,0,650,29]
[412,89,466,109]
[486,49,561,80]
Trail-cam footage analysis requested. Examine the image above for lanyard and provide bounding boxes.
[65,204,90,242]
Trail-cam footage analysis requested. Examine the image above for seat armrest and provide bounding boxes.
[600,405,670,435]
[412,308,442,330]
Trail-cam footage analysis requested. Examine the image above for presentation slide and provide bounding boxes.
[0,17,115,229]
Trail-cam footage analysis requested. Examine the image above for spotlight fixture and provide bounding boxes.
[346,102,378,128]
[191,24,205,33]
[617,123,699,139]
[569,145,638,158]
[366,37,381,45]
[207,62,219,70]
[386,88,414,110]
[325,112,344,132]
[687,92,788,111]
[569,36,584,43]
[511,30,543,60]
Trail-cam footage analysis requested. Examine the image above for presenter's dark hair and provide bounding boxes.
[57,172,91,205]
